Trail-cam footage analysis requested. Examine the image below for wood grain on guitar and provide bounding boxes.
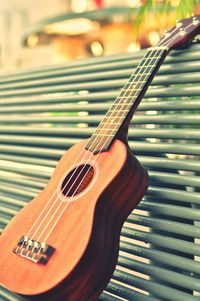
[0,15,199,301]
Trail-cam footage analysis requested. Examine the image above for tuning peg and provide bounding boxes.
[176,20,182,28]
[192,38,200,45]
[193,16,199,25]
[179,28,186,36]
[164,30,170,37]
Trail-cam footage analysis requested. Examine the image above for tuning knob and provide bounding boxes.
[176,20,182,28]
[193,16,199,25]
[164,30,170,37]
[179,28,186,36]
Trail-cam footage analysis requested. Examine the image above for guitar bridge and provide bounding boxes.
[13,236,55,265]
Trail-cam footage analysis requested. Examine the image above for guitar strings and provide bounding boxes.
[33,48,167,248]
[33,46,170,248]
[31,53,163,262]
[25,24,181,246]
[21,23,188,255]
[40,21,191,243]
[27,47,165,258]
[31,25,197,264]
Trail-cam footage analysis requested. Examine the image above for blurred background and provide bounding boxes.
[0,0,199,71]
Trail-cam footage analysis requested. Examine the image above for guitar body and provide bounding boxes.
[0,138,148,301]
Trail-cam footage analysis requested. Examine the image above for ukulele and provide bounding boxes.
[0,15,199,301]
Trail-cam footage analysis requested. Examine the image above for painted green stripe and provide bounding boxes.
[0,114,199,125]
[120,241,200,274]
[122,227,199,256]
[0,126,200,140]
[0,45,199,83]
[113,270,198,301]
[1,87,200,109]
[128,214,200,239]
[105,281,163,301]
[0,62,199,91]
[138,201,200,221]
[118,255,200,291]
[1,99,200,114]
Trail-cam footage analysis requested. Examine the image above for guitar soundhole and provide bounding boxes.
[61,164,95,197]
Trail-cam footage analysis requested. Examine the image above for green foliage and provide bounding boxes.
[134,0,200,32]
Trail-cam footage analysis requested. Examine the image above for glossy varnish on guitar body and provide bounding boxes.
[0,138,148,301]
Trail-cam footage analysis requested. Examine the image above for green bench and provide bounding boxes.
[0,43,200,301]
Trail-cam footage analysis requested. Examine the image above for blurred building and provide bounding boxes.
[0,0,199,71]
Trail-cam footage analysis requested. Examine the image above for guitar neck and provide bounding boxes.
[86,46,169,154]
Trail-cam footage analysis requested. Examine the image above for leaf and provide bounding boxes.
[133,0,198,39]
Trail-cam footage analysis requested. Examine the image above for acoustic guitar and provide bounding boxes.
[0,15,199,301]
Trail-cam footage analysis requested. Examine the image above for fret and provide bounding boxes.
[133,65,155,72]
[116,95,138,100]
[105,110,130,119]
[135,64,157,71]
[135,64,156,70]
[126,72,151,78]
[148,46,169,51]
[85,134,114,154]
[135,67,156,76]
[103,116,124,119]
[101,119,125,125]
[145,49,157,57]
[137,59,160,66]
[128,69,154,78]
[85,46,168,154]
[121,85,145,91]
[114,99,133,104]
[92,133,115,137]
[96,127,118,134]
[120,86,144,93]
[127,80,147,84]
[120,86,142,91]
[130,72,154,82]
[107,109,129,113]
[143,56,161,60]
[100,122,121,125]
[119,89,139,93]
[113,98,137,106]
[124,73,151,86]
[117,94,139,101]
[95,128,118,133]
[114,105,130,111]
[111,103,132,107]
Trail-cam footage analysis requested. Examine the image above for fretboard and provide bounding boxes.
[85,46,169,154]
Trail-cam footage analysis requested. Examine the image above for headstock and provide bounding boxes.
[158,15,200,50]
